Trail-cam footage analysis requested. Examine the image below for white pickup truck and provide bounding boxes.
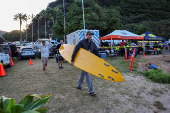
[0,48,11,67]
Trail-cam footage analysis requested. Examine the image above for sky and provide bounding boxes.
[0,0,56,32]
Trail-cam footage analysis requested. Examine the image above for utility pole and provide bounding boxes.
[63,0,67,44]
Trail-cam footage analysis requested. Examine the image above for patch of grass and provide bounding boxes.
[153,101,167,110]
[141,69,170,84]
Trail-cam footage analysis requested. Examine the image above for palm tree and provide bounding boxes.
[46,6,61,38]
[14,13,27,44]
[35,14,41,39]
[40,10,52,38]
[31,14,35,42]
[25,15,30,42]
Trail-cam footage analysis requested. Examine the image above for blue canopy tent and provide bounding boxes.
[141,31,166,41]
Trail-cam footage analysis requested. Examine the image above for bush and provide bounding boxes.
[141,69,170,84]
[0,94,51,113]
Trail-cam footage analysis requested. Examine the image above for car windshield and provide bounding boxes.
[22,48,32,51]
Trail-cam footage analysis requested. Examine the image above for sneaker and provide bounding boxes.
[60,66,64,68]
[58,67,61,69]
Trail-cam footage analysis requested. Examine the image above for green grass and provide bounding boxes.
[141,69,170,84]
[153,101,167,110]
[0,55,169,112]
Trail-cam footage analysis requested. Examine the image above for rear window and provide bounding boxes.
[0,45,9,48]
[2,48,10,51]
[22,48,32,51]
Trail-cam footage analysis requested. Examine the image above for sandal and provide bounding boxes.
[77,87,85,91]
[90,92,97,96]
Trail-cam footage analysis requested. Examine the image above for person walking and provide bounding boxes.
[71,31,100,96]
[36,39,53,74]
[56,40,64,69]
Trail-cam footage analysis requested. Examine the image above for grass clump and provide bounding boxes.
[141,69,170,84]
[153,101,167,110]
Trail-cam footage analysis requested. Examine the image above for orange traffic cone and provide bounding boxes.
[129,54,132,60]
[0,64,6,77]
[30,58,33,65]
[10,58,14,66]
[143,53,145,57]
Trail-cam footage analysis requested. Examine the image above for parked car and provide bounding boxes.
[32,46,38,54]
[20,47,36,59]
[0,44,12,58]
[0,47,11,67]
[36,47,54,59]
[51,45,57,54]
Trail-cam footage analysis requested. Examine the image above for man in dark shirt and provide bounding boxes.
[120,40,125,57]
[71,31,100,96]
[56,40,64,69]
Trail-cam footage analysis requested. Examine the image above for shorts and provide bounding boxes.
[58,54,64,61]
[41,57,48,65]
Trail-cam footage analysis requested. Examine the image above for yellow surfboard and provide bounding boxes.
[59,44,124,82]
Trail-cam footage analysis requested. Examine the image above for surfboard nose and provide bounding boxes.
[116,74,124,82]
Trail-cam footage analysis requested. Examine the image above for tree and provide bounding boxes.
[40,9,52,38]
[35,14,41,39]
[14,13,27,44]
[52,0,122,37]
[25,15,30,41]
[3,30,22,41]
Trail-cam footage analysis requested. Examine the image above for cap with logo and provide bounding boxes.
[86,31,94,35]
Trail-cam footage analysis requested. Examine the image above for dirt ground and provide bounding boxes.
[138,54,170,74]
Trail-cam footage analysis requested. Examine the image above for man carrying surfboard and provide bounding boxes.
[71,31,100,96]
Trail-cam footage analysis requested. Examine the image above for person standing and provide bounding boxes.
[124,40,129,59]
[56,40,64,69]
[120,40,125,57]
[36,39,53,74]
[17,47,21,61]
[71,31,100,96]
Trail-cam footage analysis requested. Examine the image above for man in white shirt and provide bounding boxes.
[36,39,53,74]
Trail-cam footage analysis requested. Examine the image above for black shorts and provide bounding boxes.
[58,55,64,61]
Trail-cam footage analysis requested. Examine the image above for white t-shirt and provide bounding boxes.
[36,42,53,57]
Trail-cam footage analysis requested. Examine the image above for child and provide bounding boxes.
[148,62,158,69]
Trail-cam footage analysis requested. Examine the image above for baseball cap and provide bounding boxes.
[86,31,94,35]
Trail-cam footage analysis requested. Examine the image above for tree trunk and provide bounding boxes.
[38,20,39,39]
[32,20,33,42]
[45,18,46,38]
[26,20,27,41]
[20,19,22,45]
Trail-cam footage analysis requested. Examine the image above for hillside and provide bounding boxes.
[3,0,170,41]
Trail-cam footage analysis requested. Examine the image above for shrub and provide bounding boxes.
[0,94,51,113]
[141,69,170,84]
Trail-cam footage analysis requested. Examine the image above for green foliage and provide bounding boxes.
[141,69,170,84]
[0,94,51,113]
[3,30,21,41]
[12,0,170,40]
[52,0,122,37]
[153,101,167,110]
